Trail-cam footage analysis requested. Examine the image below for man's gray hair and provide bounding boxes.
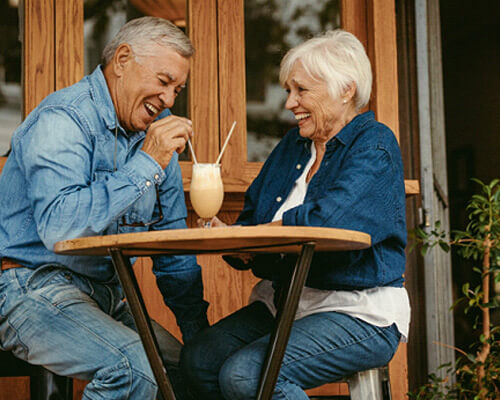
[101,16,194,65]
[279,29,372,111]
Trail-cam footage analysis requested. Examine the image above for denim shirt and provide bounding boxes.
[234,111,407,290]
[0,66,208,341]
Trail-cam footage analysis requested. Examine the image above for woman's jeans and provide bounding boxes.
[181,301,401,400]
[0,265,184,400]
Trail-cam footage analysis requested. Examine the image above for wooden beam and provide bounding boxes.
[22,0,54,117]
[341,0,368,48]
[366,0,400,140]
[55,0,84,90]
[216,0,253,191]
[187,0,219,164]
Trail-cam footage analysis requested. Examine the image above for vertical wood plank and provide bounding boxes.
[55,0,84,90]
[341,0,368,48]
[389,344,409,400]
[183,0,219,172]
[216,0,249,189]
[366,2,408,396]
[10,2,55,396]
[366,0,400,140]
[22,0,55,117]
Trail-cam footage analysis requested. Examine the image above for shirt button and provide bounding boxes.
[146,180,152,187]
[296,164,302,170]
[276,196,282,202]
[154,174,159,180]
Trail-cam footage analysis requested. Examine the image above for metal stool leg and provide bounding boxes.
[109,249,176,400]
[348,368,388,400]
[256,243,315,400]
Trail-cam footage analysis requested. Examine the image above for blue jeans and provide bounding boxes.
[0,265,185,400]
[181,301,401,400]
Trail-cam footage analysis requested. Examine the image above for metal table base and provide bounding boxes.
[109,242,316,400]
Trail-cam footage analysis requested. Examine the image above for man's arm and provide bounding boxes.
[18,108,165,250]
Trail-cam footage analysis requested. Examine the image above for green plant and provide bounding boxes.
[409,179,499,399]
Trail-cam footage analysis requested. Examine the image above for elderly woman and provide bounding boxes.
[181,29,410,399]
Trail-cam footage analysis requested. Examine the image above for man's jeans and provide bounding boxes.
[181,301,401,400]
[0,264,183,399]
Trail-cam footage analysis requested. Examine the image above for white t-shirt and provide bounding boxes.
[249,144,411,340]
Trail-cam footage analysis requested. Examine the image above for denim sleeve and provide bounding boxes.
[282,145,402,242]
[16,108,164,249]
[150,154,209,342]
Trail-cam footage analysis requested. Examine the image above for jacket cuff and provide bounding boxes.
[282,208,298,226]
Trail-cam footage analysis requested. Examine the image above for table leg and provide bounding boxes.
[109,249,176,400]
[256,243,316,400]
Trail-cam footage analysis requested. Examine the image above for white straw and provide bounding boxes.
[187,138,198,164]
[215,121,237,165]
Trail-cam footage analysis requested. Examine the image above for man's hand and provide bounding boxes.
[141,115,193,169]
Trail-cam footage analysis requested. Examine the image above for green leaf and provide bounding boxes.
[438,241,450,252]
[421,243,429,256]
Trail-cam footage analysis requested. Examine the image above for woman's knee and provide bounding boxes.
[218,350,262,400]
[180,330,220,387]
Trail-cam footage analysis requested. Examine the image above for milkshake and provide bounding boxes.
[190,163,224,221]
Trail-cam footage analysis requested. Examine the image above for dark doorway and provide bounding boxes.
[440,0,500,353]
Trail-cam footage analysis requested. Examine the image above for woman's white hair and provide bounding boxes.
[279,29,372,110]
[101,16,194,65]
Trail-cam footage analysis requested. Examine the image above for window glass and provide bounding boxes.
[84,0,189,159]
[245,0,340,162]
[0,0,22,156]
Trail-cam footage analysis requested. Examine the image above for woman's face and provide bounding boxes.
[284,61,354,143]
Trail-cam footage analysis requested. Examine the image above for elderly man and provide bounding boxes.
[0,17,207,399]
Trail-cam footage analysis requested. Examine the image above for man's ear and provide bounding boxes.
[113,43,134,77]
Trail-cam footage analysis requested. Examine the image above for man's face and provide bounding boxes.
[115,44,190,132]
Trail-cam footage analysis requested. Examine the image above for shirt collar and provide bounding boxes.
[295,111,375,148]
[333,111,374,147]
[88,65,131,137]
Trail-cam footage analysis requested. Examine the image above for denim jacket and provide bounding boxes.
[232,111,407,290]
[0,66,208,341]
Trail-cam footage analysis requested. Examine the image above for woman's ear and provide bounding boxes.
[343,82,357,103]
[112,43,134,77]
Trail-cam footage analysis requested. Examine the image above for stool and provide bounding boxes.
[347,366,390,400]
[0,351,73,400]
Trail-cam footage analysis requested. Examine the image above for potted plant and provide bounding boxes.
[409,179,499,399]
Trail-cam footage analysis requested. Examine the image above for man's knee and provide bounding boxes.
[87,340,157,399]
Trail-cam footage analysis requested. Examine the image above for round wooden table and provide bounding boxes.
[55,226,371,400]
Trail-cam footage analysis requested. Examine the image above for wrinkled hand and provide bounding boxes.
[142,115,193,169]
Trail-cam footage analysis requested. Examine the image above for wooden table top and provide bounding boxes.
[54,226,371,257]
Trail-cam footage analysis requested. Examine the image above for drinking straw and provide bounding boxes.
[187,138,198,164]
[215,121,237,165]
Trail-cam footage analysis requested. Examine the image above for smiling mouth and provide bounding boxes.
[145,102,160,117]
[295,113,311,123]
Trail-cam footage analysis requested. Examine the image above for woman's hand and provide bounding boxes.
[196,216,227,228]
